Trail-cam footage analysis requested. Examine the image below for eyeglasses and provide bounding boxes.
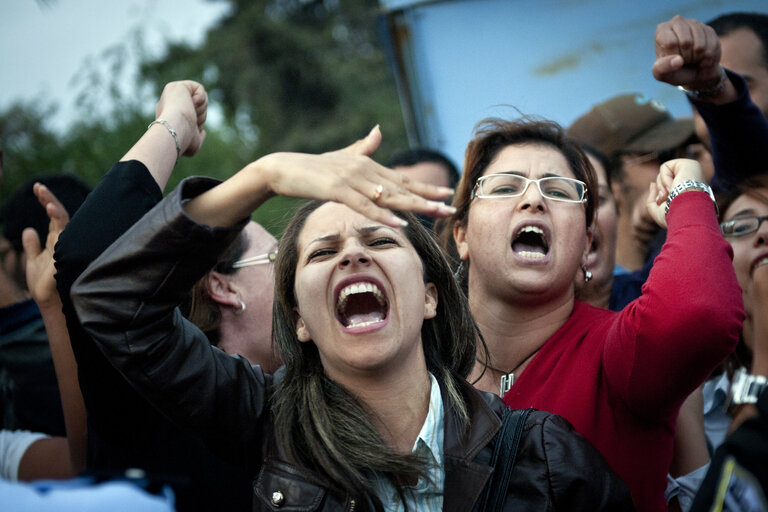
[232,250,278,268]
[471,173,588,203]
[720,216,768,237]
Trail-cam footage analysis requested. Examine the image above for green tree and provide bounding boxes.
[2,0,408,236]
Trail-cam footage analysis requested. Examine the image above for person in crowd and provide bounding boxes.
[566,93,698,275]
[687,175,768,511]
[683,12,768,147]
[53,81,271,511]
[387,147,460,190]
[182,219,280,370]
[68,80,633,511]
[572,145,616,310]
[387,147,460,229]
[0,174,90,437]
[1,183,86,482]
[654,14,768,192]
[442,117,743,512]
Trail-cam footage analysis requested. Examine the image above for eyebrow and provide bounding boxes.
[727,208,758,220]
[493,170,570,179]
[306,225,392,246]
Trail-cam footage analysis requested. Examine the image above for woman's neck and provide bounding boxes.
[469,286,574,395]
[334,359,433,454]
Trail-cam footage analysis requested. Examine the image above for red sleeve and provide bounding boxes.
[603,191,744,422]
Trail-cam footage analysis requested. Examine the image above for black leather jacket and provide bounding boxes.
[71,178,634,511]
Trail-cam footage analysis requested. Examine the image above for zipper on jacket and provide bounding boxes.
[347,498,356,511]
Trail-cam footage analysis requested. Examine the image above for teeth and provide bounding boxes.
[347,319,384,328]
[336,282,386,311]
[517,225,544,236]
[755,257,768,269]
[518,251,546,260]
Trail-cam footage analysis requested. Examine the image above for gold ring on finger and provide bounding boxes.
[372,184,384,202]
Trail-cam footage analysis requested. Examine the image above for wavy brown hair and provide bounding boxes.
[271,200,480,510]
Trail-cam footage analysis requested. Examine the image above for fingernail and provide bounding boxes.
[438,186,454,195]
[398,217,409,227]
[369,124,380,136]
[440,204,457,214]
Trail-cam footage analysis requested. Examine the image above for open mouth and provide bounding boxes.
[511,225,549,260]
[335,281,389,329]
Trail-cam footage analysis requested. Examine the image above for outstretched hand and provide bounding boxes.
[22,183,69,310]
[653,15,722,88]
[646,158,705,228]
[256,126,456,227]
[154,80,208,157]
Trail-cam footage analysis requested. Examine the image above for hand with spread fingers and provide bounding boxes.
[22,183,70,311]
[184,125,456,230]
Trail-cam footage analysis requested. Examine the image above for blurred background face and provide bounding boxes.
[694,26,768,146]
[392,161,452,189]
[217,221,280,370]
[720,188,768,350]
[577,154,617,297]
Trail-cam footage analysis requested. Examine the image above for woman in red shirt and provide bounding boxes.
[442,118,743,512]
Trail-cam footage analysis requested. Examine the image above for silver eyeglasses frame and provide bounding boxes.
[232,250,278,268]
[471,173,588,203]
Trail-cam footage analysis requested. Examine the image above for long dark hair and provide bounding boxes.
[271,200,479,509]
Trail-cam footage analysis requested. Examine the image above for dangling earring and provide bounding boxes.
[453,260,465,281]
[582,265,593,283]
[235,299,247,315]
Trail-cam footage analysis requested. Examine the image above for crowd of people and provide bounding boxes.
[1,10,767,512]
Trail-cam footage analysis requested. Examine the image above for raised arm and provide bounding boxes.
[182,125,456,229]
[653,15,768,192]
[16,183,85,480]
[605,159,743,419]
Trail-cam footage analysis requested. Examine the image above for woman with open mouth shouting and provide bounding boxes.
[69,82,632,511]
[443,118,744,512]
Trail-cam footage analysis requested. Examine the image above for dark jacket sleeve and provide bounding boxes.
[507,410,635,511]
[70,178,269,463]
[692,70,768,194]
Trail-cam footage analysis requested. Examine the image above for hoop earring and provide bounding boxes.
[453,260,465,281]
[582,265,593,283]
[235,299,247,315]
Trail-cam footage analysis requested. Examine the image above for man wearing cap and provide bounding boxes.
[568,93,697,275]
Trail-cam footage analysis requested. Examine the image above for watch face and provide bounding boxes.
[729,369,768,406]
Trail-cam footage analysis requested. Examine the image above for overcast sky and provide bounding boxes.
[1,0,229,130]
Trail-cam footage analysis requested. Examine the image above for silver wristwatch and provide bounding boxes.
[726,368,768,411]
[665,179,717,215]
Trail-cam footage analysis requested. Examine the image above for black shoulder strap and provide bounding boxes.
[474,408,533,512]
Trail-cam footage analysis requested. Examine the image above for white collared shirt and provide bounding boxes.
[372,373,445,512]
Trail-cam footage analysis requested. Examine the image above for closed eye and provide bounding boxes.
[369,237,397,247]
[307,248,336,261]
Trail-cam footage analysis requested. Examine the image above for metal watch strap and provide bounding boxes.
[665,179,717,215]
[727,368,768,410]
[677,67,728,99]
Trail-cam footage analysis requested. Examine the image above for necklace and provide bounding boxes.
[477,345,541,396]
